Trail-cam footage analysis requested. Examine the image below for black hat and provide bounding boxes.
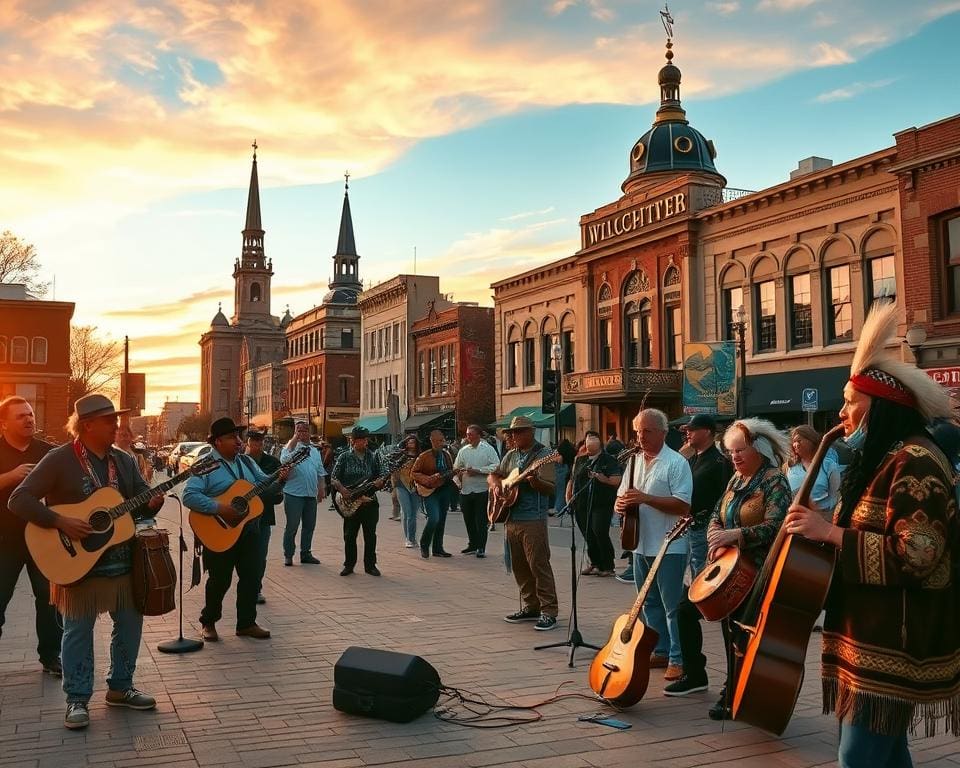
[351,426,371,438]
[246,429,266,441]
[208,417,246,442]
[687,414,717,432]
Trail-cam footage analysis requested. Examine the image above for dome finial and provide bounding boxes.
[344,170,350,193]
[218,301,222,311]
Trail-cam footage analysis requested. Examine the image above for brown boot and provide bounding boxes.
[201,623,219,642]
[236,623,271,639]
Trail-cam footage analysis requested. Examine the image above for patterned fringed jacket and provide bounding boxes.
[823,436,960,737]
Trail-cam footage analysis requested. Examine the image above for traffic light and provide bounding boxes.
[542,369,560,414]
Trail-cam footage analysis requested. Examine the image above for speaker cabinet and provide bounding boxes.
[333,646,441,723]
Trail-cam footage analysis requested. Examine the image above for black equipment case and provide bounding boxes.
[332,646,441,723]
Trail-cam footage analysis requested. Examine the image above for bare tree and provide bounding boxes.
[177,412,211,441]
[0,231,48,296]
[69,325,122,405]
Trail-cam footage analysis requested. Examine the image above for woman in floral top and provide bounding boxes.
[705,417,792,721]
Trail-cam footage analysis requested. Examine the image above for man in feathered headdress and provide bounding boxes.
[786,302,959,765]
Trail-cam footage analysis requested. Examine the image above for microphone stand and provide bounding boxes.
[158,493,204,654]
[535,459,601,666]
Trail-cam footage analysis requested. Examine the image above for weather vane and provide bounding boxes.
[344,170,350,190]
[660,3,674,40]
[252,138,258,159]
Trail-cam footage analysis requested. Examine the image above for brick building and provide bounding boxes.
[890,115,960,383]
[0,283,74,441]
[409,302,495,438]
[283,177,363,439]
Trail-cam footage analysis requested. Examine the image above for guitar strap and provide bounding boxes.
[73,439,119,493]
[218,455,247,482]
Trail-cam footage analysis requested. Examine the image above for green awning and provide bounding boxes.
[342,415,389,436]
[402,409,455,432]
[490,404,574,429]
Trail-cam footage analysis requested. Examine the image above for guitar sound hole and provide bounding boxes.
[705,564,721,582]
[89,510,112,533]
[619,629,632,644]
[231,498,248,515]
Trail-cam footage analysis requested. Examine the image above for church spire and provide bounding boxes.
[329,172,361,296]
[233,141,273,322]
[241,140,265,265]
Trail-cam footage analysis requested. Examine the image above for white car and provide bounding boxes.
[179,443,213,473]
[168,441,204,473]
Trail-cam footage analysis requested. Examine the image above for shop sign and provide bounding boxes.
[583,192,687,248]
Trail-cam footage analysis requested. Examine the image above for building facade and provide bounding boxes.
[0,283,74,441]
[199,147,287,423]
[355,275,450,436]
[158,401,199,443]
[282,178,363,439]
[409,302,495,437]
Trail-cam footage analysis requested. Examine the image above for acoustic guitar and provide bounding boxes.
[26,457,219,586]
[588,516,693,706]
[415,467,458,497]
[487,450,561,524]
[190,447,310,552]
[731,424,844,735]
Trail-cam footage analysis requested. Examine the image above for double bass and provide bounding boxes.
[731,424,844,735]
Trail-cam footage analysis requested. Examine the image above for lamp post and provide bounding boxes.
[730,305,748,419]
[552,340,563,446]
[905,325,928,366]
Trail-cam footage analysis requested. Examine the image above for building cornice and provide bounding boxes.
[491,256,579,295]
[886,146,960,175]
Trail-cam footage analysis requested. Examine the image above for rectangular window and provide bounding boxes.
[666,305,682,367]
[440,346,449,392]
[598,319,612,369]
[384,327,391,357]
[789,274,813,348]
[507,341,520,388]
[341,328,353,349]
[392,323,399,357]
[641,312,652,367]
[340,377,348,404]
[947,215,960,313]
[869,255,896,303]
[377,328,384,359]
[723,287,743,342]
[561,330,574,373]
[827,265,853,343]
[393,374,399,396]
[448,345,456,391]
[418,352,425,397]
[523,337,536,386]
[755,281,777,352]
[429,349,438,395]
[627,315,640,368]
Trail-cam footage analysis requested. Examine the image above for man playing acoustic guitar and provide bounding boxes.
[9,394,164,731]
[184,418,289,642]
[489,415,559,632]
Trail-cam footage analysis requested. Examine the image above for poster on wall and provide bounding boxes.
[682,341,736,416]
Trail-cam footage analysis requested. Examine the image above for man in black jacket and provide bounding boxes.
[0,396,60,676]
[245,430,281,604]
[567,431,621,576]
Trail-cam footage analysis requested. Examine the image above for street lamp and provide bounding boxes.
[552,341,563,446]
[730,305,748,419]
[905,325,927,365]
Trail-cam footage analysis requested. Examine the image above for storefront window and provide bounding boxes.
[827,265,853,342]
[869,255,895,303]
[790,274,812,348]
[754,282,776,352]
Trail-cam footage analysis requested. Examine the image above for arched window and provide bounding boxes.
[522,322,537,387]
[506,326,521,389]
[541,316,558,373]
[598,283,612,302]
[32,337,48,365]
[250,282,262,302]
[664,266,681,287]
[10,336,28,364]
[560,313,575,373]
[624,299,652,368]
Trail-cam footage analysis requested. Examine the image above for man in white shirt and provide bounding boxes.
[280,421,327,566]
[615,408,692,683]
[453,425,500,558]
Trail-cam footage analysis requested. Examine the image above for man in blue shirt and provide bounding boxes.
[279,421,327,566]
[184,418,288,642]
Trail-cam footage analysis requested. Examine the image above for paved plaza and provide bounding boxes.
[1,492,957,768]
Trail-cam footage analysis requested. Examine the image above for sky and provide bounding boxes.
[3,0,960,413]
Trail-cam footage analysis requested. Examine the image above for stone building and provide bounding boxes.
[199,146,287,423]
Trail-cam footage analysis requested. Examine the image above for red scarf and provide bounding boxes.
[73,438,118,491]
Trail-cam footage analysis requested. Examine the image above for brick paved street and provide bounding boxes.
[1,492,957,768]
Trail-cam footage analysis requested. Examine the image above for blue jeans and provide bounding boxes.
[257,523,272,594]
[839,720,913,768]
[554,464,569,511]
[396,484,421,544]
[420,487,450,552]
[283,494,318,558]
[62,608,143,703]
[633,553,686,666]
[688,528,708,580]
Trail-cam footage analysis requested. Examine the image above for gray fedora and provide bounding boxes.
[74,393,129,421]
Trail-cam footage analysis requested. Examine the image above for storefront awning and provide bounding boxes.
[402,409,455,433]
[490,404,575,429]
[342,415,390,436]
[745,365,849,414]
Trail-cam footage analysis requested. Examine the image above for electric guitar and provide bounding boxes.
[333,455,414,518]
[588,516,693,706]
[26,457,220,586]
[190,447,310,552]
[487,450,561,524]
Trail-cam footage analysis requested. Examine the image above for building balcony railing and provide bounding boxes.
[700,187,756,208]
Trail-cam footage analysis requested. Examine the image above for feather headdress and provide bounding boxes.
[730,417,791,467]
[849,302,952,422]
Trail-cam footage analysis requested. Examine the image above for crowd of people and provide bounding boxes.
[0,301,957,767]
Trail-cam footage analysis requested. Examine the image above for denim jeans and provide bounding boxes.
[62,608,143,703]
[554,464,569,512]
[283,494,318,558]
[257,522,272,595]
[0,534,62,663]
[395,484,421,544]
[420,486,451,553]
[838,720,913,768]
[633,552,686,666]
[688,527,708,580]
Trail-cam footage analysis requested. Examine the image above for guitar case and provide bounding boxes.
[332,646,441,723]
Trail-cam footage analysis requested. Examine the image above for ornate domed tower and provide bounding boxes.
[621,29,725,195]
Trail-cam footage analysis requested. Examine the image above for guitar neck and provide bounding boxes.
[624,540,670,631]
[110,471,188,519]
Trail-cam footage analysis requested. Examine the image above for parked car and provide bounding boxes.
[179,443,213,473]
[168,442,204,475]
